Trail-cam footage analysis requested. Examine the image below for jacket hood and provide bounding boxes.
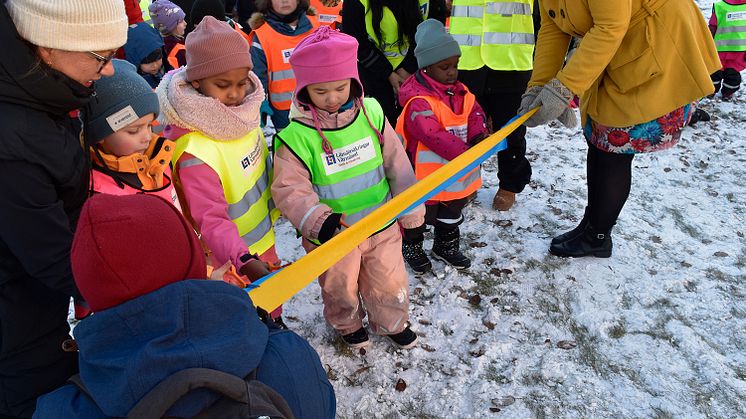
[156,67,264,140]
[124,22,165,67]
[73,280,269,417]
[398,70,469,107]
[0,2,94,116]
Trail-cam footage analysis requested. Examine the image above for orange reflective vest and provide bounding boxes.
[251,21,319,111]
[395,93,481,202]
[309,0,342,28]
[167,43,186,69]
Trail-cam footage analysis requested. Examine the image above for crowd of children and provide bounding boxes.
[1,0,740,417]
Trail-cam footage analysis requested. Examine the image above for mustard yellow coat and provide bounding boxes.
[530,0,721,127]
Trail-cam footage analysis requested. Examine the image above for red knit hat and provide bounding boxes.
[72,194,207,312]
[185,15,252,81]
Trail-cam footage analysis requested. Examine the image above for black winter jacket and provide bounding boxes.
[0,1,93,358]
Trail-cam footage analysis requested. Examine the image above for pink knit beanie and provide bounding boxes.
[185,16,251,81]
[290,26,360,97]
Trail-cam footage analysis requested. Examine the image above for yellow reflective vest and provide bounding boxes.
[172,128,280,256]
[360,0,430,69]
[449,0,535,71]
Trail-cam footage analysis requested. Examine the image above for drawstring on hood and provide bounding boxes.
[289,26,384,155]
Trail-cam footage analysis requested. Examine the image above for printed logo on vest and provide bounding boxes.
[726,11,746,21]
[321,136,376,176]
[446,124,469,143]
[239,135,263,176]
[319,14,337,23]
[105,105,139,132]
[282,48,295,64]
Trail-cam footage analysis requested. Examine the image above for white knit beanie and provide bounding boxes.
[7,0,128,52]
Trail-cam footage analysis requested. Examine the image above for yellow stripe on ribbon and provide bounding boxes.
[248,109,538,311]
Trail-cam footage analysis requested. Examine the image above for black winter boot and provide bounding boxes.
[402,239,432,276]
[402,226,432,276]
[549,224,612,258]
[432,227,471,269]
[551,209,589,245]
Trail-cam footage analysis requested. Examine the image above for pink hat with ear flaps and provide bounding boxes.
[289,26,362,97]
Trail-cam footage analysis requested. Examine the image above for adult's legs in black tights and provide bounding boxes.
[586,143,634,232]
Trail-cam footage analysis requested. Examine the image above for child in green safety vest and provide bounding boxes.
[708,0,746,100]
[156,17,285,324]
[272,26,426,349]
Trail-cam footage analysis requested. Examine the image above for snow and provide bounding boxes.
[68,2,745,417]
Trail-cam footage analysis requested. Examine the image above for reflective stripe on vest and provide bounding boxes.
[360,0,430,69]
[714,2,746,52]
[172,128,280,256]
[449,0,535,71]
[167,43,186,69]
[91,167,182,211]
[274,98,392,245]
[251,21,318,111]
[395,92,482,201]
[310,0,342,28]
[140,0,152,26]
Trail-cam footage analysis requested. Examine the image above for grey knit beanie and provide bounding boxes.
[414,19,461,69]
[84,60,160,144]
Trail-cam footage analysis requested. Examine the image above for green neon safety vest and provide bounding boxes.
[360,0,430,69]
[449,0,535,71]
[172,128,280,256]
[274,98,393,245]
[140,0,153,26]
[714,1,746,52]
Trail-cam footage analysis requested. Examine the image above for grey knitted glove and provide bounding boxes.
[517,85,543,116]
[524,78,577,129]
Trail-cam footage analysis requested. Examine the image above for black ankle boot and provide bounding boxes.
[549,224,612,258]
[551,209,589,245]
[432,227,471,269]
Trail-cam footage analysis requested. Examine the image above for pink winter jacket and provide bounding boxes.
[709,0,746,72]
[156,67,269,270]
[397,71,489,162]
[272,96,425,243]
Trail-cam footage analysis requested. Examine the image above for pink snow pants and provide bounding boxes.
[302,223,411,336]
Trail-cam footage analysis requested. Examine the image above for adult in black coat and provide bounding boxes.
[0,1,127,417]
[342,0,447,124]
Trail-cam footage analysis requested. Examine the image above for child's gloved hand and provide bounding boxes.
[523,78,577,129]
[239,258,271,282]
[318,212,343,244]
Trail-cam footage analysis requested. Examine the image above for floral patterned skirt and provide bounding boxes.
[583,103,695,154]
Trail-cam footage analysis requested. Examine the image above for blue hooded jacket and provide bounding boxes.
[124,22,165,88]
[33,280,268,418]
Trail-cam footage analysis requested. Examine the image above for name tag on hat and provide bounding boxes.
[106,105,139,132]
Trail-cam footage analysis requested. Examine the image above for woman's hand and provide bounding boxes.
[524,78,577,128]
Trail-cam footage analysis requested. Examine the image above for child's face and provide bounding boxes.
[99,113,155,156]
[174,20,187,37]
[271,0,298,16]
[425,56,460,85]
[140,59,163,76]
[307,79,351,114]
[191,67,253,107]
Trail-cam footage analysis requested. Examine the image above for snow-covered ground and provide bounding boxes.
[68,2,745,417]
[275,6,746,416]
